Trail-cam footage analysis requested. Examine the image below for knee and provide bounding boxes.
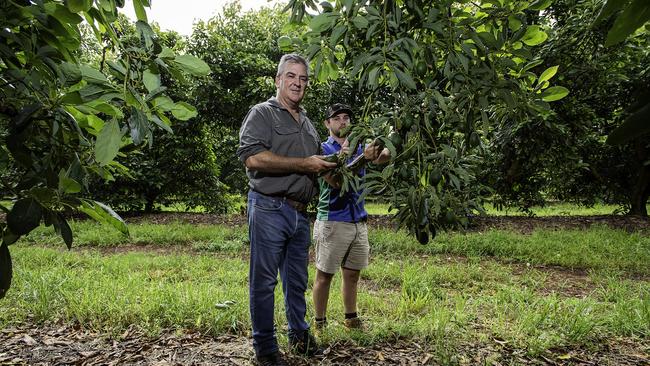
[343,270,360,285]
[315,271,334,287]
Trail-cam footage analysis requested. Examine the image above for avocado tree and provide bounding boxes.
[0,0,209,298]
[85,19,231,213]
[283,0,568,241]
[479,0,649,215]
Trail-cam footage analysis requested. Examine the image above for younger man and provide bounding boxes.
[312,103,390,329]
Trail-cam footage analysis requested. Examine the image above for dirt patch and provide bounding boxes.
[115,212,650,235]
[1,323,647,365]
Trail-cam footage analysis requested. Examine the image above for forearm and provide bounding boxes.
[245,151,309,173]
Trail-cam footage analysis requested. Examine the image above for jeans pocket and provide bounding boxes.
[253,196,283,211]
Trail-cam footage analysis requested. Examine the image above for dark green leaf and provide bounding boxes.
[607,102,650,145]
[80,65,109,85]
[151,115,173,133]
[54,213,73,249]
[529,0,553,10]
[329,24,347,48]
[310,13,336,33]
[595,0,632,24]
[7,198,42,236]
[12,103,41,130]
[143,68,161,92]
[136,20,154,50]
[128,108,149,145]
[58,169,82,194]
[605,0,650,46]
[51,4,84,24]
[351,15,369,29]
[60,62,82,86]
[392,66,416,90]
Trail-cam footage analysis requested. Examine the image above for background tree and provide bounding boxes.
[87,18,230,213]
[0,0,208,298]
[480,0,649,215]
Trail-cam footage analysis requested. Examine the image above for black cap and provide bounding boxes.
[326,103,353,119]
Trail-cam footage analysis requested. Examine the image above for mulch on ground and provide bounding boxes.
[1,323,648,365]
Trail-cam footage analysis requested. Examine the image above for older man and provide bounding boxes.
[236,54,336,366]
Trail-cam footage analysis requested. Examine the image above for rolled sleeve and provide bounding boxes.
[237,105,271,163]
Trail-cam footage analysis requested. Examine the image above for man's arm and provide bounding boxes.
[245,150,337,174]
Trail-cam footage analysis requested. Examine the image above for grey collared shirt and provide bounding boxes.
[236,97,321,203]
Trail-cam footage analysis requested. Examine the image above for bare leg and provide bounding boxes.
[341,267,360,314]
[312,269,334,319]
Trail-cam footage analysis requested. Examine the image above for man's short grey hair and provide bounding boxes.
[276,54,309,77]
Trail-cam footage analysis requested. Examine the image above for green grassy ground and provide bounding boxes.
[364,201,648,216]
[2,219,648,360]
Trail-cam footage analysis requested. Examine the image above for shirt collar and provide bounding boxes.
[267,97,306,115]
[325,135,340,147]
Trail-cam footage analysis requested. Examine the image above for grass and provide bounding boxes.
[22,220,249,250]
[364,200,649,216]
[2,217,649,361]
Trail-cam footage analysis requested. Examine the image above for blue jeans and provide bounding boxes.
[247,190,311,357]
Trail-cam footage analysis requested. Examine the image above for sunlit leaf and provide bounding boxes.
[521,26,548,46]
[541,86,569,101]
[538,65,559,84]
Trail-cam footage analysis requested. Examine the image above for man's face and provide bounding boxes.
[275,62,308,105]
[326,113,351,138]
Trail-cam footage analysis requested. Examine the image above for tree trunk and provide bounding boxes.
[144,194,157,213]
[629,140,649,216]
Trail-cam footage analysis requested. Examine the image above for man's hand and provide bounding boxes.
[340,139,351,156]
[301,155,338,174]
[363,140,383,161]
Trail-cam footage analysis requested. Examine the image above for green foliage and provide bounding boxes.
[80,18,230,213]
[595,0,650,47]
[483,0,649,215]
[286,0,568,238]
[0,1,206,297]
[594,0,650,144]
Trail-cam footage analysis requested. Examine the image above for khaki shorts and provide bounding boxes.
[313,220,369,274]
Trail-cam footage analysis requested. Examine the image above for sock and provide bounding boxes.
[345,312,357,319]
